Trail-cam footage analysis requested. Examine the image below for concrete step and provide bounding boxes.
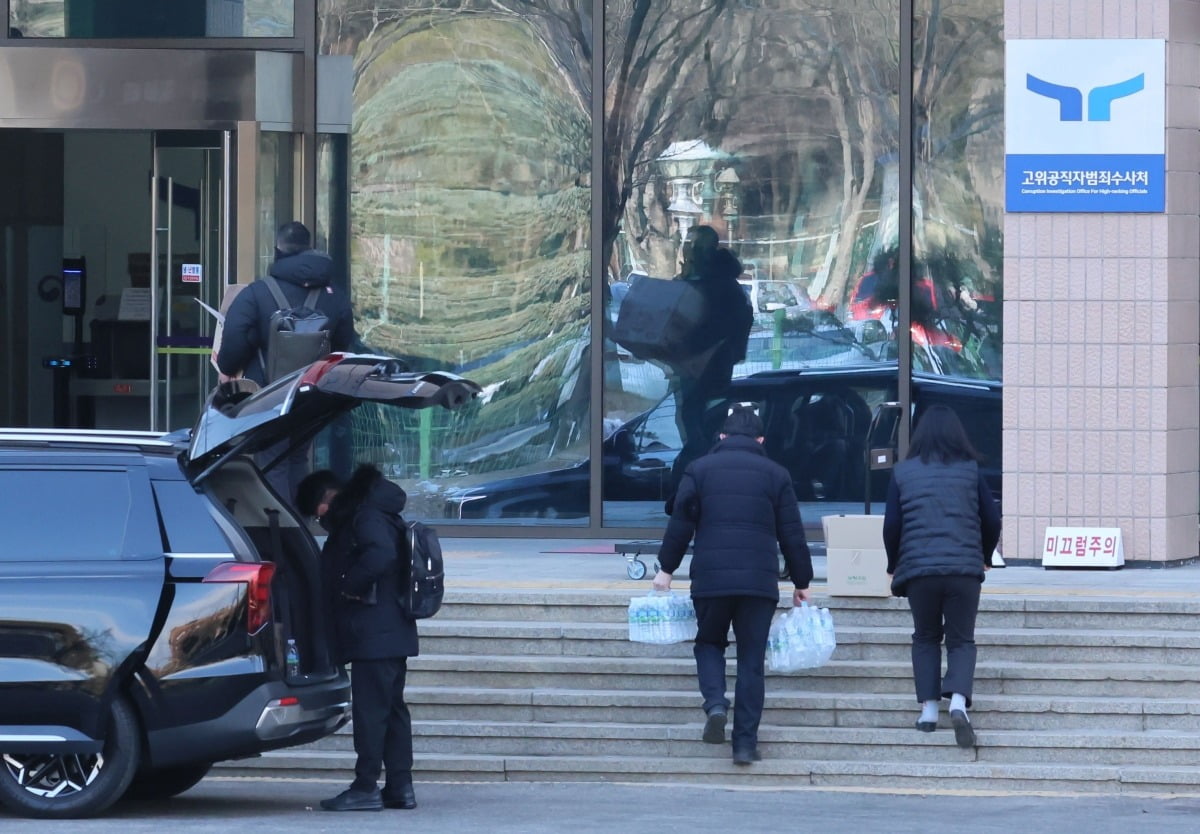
[391,686,1200,732]
[438,591,1200,632]
[407,654,1200,698]
[419,619,1200,664]
[309,719,1200,767]
[213,750,1200,794]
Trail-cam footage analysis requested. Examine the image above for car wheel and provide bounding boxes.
[122,763,211,800]
[0,696,141,819]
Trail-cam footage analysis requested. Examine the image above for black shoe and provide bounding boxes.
[915,720,937,733]
[702,709,727,744]
[320,787,383,812]
[950,709,976,749]
[732,747,761,766]
[382,784,417,810]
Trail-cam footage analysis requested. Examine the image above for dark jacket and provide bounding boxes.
[658,434,812,599]
[882,458,1001,597]
[216,249,358,385]
[684,248,753,372]
[320,467,417,663]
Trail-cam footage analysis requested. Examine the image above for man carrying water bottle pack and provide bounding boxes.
[653,404,813,765]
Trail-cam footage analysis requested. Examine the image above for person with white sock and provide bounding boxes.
[882,405,1001,749]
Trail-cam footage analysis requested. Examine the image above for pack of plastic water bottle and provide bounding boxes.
[766,602,837,672]
[627,592,696,644]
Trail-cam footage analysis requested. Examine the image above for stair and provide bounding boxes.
[216,589,1200,793]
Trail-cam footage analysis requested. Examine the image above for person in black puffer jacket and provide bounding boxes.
[666,225,754,505]
[883,404,1001,749]
[654,405,812,766]
[313,464,418,813]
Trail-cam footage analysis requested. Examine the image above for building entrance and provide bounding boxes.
[0,129,232,432]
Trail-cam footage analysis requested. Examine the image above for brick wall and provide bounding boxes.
[1002,0,1200,562]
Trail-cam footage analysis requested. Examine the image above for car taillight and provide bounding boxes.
[299,354,345,387]
[203,562,276,634]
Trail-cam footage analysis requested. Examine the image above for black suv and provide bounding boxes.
[0,355,479,819]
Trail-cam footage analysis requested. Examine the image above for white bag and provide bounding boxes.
[628,591,696,644]
[766,602,837,672]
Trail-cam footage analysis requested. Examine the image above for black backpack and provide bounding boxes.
[257,275,332,383]
[399,519,444,620]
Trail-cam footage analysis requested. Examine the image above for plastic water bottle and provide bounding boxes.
[817,607,837,663]
[648,598,663,643]
[767,620,784,671]
[797,604,818,668]
[628,597,644,642]
[286,638,300,677]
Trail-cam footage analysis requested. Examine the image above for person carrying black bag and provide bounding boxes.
[309,464,418,812]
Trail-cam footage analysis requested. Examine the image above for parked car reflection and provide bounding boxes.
[445,364,1001,521]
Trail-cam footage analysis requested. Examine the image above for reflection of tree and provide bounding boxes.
[319,0,594,470]
[154,602,241,678]
[0,621,116,694]
[601,0,1002,321]
[602,0,736,271]
[912,0,1003,282]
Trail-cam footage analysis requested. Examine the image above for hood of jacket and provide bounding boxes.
[269,249,334,289]
[324,465,408,532]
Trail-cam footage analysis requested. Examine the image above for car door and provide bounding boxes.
[0,456,164,749]
[183,355,481,482]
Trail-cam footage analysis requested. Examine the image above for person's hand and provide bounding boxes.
[793,587,810,606]
[984,564,991,572]
[651,571,672,592]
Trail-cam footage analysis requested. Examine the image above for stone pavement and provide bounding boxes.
[17,778,1197,834]
[440,536,1200,598]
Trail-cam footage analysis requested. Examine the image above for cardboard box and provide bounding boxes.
[822,514,891,597]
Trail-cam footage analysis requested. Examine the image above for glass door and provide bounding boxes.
[150,131,229,432]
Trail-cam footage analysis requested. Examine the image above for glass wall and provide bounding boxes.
[10,0,294,37]
[601,1,902,528]
[909,0,1004,502]
[315,0,1005,530]
[256,131,294,279]
[317,0,593,523]
[910,0,1003,383]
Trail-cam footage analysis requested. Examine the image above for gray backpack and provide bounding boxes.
[257,276,332,383]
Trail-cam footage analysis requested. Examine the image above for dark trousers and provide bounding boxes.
[693,595,777,750]
[669,365,733,495]
[906,575,982,706]
[349,657,413,792]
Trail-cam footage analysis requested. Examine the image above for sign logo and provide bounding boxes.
[1025,73,1145,121]
[1005,39,1164,213]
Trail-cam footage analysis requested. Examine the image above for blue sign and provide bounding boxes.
[1006,40,1164,213]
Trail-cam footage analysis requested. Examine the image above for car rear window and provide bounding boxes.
[0,469,132,561]
[152,480,232,554]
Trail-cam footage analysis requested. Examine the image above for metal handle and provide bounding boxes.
[164,175,174,431]
[149,169,159,432]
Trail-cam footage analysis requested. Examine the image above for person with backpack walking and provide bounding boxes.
[651,404,813,766]
[216,221,359,502]
[302,464,420,813]
[883,404,1001,749]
